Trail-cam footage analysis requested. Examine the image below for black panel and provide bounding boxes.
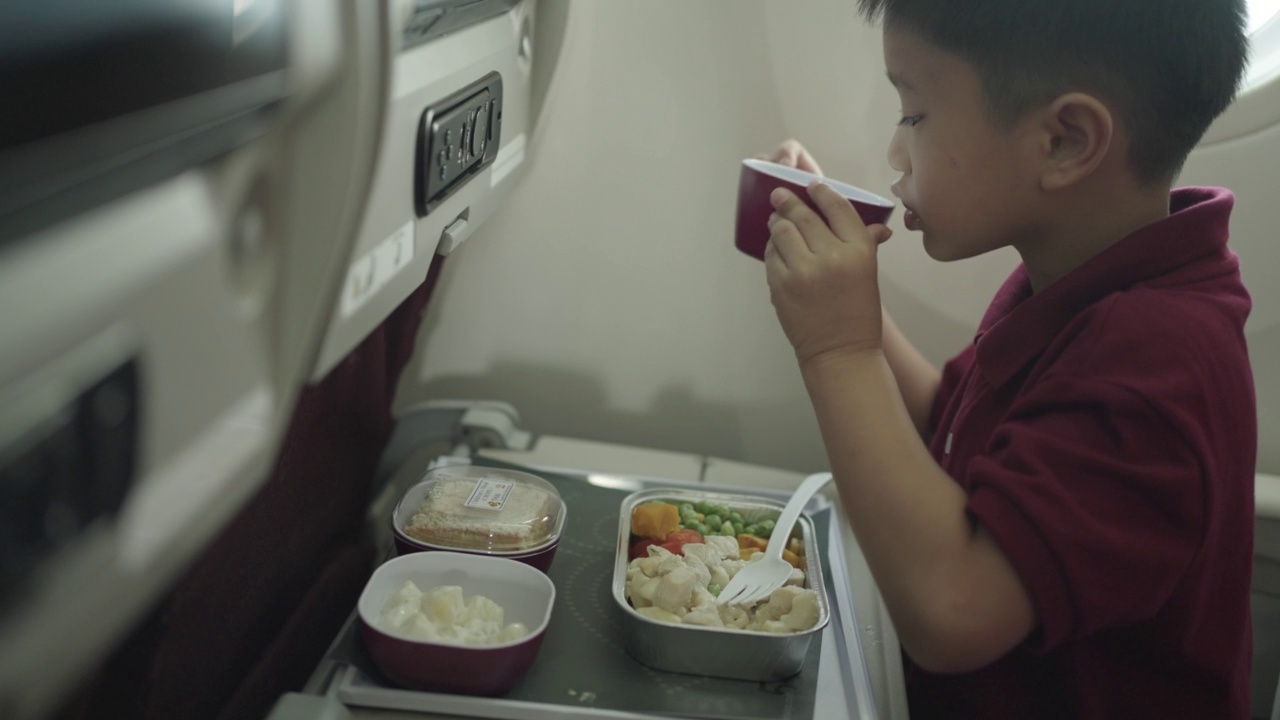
[415,72,504,217]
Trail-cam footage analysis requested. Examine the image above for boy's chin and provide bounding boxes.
[921,235,971,262]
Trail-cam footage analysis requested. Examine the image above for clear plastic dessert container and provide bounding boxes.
[392,465,565,572]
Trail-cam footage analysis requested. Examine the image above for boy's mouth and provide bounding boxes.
[903,207,921,231]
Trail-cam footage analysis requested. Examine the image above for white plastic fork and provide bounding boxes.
[716,472,834,606]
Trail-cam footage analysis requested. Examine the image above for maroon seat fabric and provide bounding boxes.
[58,257,446,720]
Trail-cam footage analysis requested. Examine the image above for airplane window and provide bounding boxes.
[1249,0,1280,33]
[1245,0,1280,88]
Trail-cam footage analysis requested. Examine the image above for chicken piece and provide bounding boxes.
[709,565,731,591]
[656,552,686,576]
[756,585,806,622]
[645,543,675,560]
[632,553,666,578]
[629,576,663,608]
[780,590,820,631]
[718,603,751,629]
[683,604,726,627]
[635,606,682,625]
[690,586,716,610]
[704,535,740,560]
[683,554,712,590]
[652,566,696,614]
[681,543,722,570]
[750,619,793,634]
[721,558,747,579]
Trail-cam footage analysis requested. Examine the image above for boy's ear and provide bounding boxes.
[1036,92,1113,191]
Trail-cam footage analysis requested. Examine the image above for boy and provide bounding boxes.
[761,0,1256,717]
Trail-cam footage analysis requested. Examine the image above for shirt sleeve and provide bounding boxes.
[961,371,1205,653]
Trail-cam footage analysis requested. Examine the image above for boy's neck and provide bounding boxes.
[1017,179,1171,293]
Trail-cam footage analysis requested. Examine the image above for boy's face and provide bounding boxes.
[883,27,1043,261]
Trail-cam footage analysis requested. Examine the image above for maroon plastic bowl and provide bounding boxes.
[391,465,565,573]
[735,158,895,261]
[357,551,555,695]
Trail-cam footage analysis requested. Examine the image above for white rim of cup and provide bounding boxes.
[744,158,893,207]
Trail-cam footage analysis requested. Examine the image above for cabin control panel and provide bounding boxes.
[415,71,503,217]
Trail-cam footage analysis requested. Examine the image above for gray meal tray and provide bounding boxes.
[322,457,879,720]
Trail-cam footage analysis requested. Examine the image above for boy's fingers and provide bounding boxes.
[792,145,823,176]
[806,182,868,245]
[766,216,808,269]
[760,140,823,175]
[868,224,894,245]
[771,187,835,254]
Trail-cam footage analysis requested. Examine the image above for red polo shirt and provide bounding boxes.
[906,187,1256,719]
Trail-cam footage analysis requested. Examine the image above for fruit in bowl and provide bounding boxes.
[357,551,555,695]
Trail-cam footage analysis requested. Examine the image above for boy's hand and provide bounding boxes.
[765,182,893,366]
[757,139,824,176]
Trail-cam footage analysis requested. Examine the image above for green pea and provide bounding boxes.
[719,521,734,535]
[727,511,744,525]
[708,583,722,597]
[704,514,722,528]
[732,521,744,535]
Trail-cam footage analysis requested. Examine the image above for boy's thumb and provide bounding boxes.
[869,225,893,245]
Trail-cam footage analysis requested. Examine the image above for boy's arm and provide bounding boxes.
[881,308,940,440]
[802,349,1034,672]
[758,139,940,437]
[765,183,1035,673]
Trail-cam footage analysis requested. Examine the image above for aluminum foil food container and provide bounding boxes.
[611,488,831,681]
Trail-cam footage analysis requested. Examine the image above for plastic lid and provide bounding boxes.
[396,466,565,554]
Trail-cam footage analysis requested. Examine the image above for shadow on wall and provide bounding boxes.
[396,359,830,471]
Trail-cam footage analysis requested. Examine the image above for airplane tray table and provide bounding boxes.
[320,457,879,720]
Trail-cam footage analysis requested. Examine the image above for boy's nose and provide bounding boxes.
[887,127,910,174]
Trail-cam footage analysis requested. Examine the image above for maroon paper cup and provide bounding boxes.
[735,158,894,260]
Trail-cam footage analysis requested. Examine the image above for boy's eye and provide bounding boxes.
[897,114,923,128]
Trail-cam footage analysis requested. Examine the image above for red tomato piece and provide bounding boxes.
[629,538,659,561]
[658,528,704,555]
[629,528,705,560]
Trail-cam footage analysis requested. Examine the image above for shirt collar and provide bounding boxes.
[973,187,1236,388]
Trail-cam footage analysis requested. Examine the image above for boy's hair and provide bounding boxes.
[858,0,1250,185]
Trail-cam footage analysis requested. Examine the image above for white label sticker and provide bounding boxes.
[464,478,514,511]
[339,220,415,318]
